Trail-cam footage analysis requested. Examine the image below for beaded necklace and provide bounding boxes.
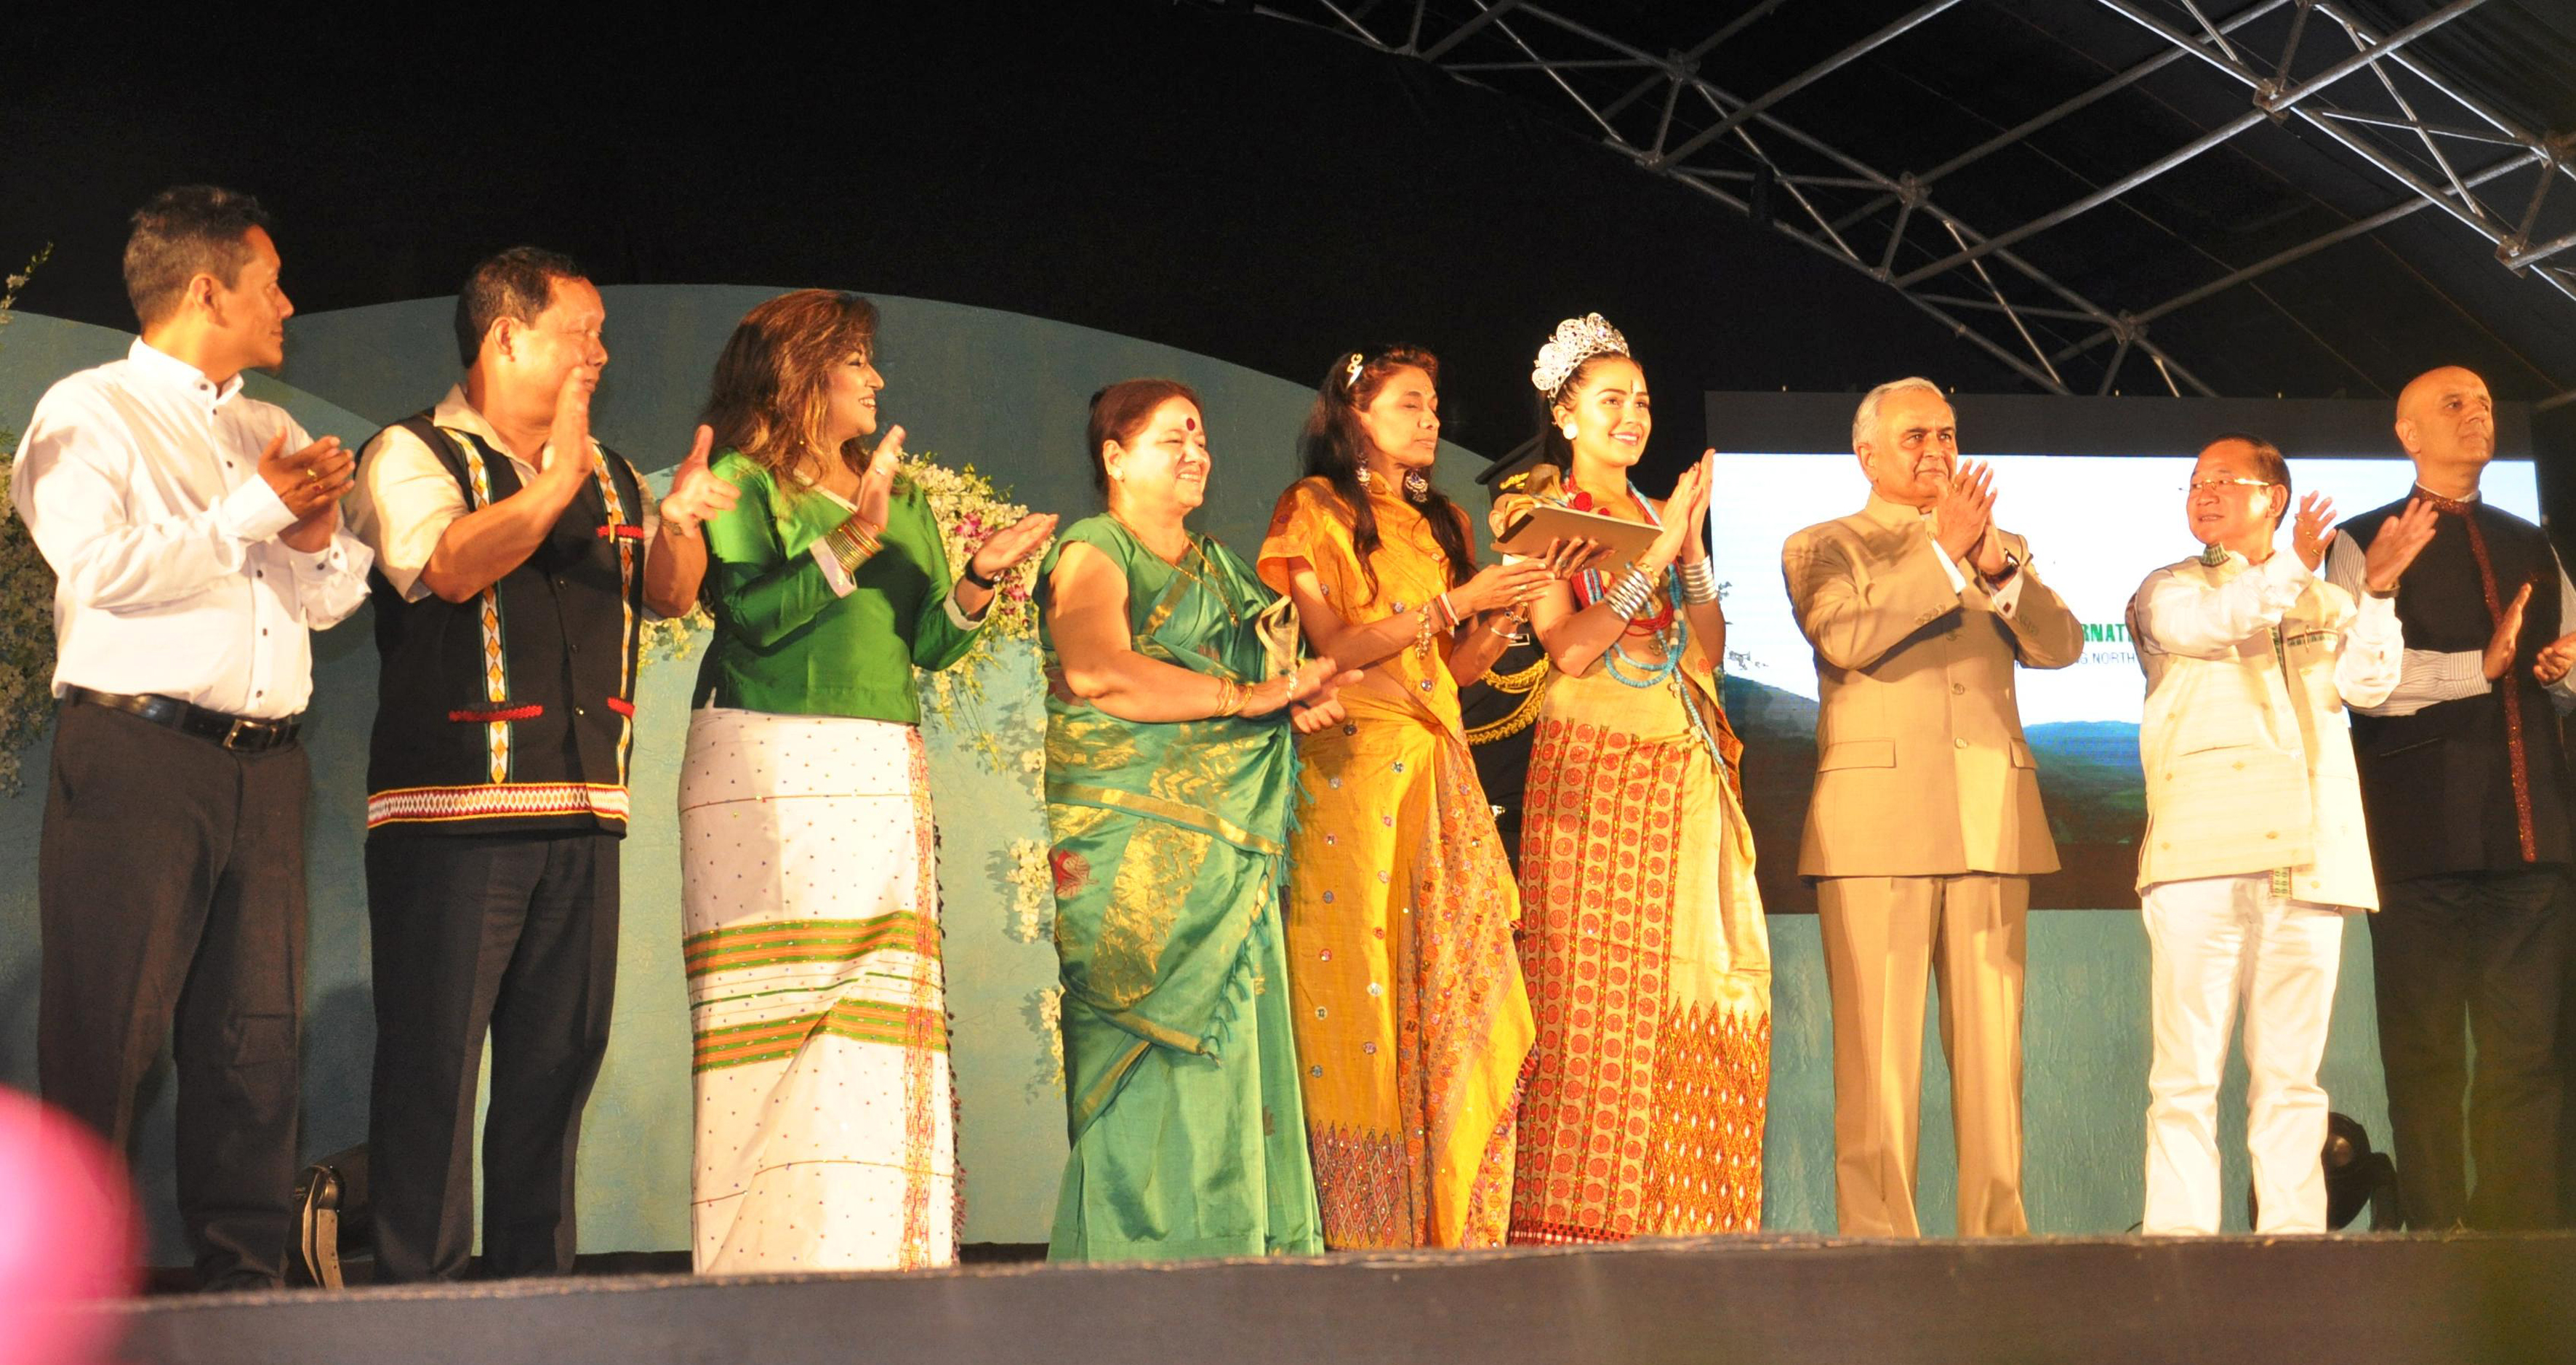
[1559,482,1732,774]
[1568,483,1685,689]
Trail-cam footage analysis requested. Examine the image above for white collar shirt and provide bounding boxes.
[345,383,657,605]
[8,337,374,718]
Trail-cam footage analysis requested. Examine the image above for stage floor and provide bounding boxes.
[99,1231,2576,1365]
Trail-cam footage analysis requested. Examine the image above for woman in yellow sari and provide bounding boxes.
[1259,345,1559,1249]
[1498,314,1771,1242]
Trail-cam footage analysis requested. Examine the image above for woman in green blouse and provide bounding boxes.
[678,289,1052,1273]
[1040,378,1355,1260]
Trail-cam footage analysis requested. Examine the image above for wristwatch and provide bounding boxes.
[1982,549,2022,588]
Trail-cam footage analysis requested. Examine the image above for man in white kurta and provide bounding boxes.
[2125,435,2431,1234]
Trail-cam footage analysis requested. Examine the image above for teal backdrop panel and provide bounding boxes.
[0,292,2392,1258]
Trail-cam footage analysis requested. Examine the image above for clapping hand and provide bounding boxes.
[1931,460,1995,564]
[1267,658,1366,732]
[259,427,355,552]
[2291,492,2337,571]
[541,366,599,481]
[1678,450,1716,562]
[658,425,739,536]
[1645,460,1712,569]
[969,511,1060,580]
[2360,497,2439,593]
[854,423,905,532]
[2537,631,2576,686]
[2485,582,2533,681]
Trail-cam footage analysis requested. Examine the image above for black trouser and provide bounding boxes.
[365,831,619,1282]
[36,700,308,1288]
[2371,868,2567,1230]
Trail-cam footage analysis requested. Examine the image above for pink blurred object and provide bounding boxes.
[0,1086,138,1365]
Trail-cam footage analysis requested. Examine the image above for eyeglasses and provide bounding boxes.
[2183,477,2278,495]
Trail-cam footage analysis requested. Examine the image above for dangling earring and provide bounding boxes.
[1560,423,1578,441]
[1403,469,1429,501]
[1356,467,1373,487]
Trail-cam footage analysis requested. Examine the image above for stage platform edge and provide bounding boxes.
[103,1230,2576,1365]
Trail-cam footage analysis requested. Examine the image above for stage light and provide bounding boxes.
[2247,1111,2398,1231]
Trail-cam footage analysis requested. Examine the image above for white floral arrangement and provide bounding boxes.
[0,245,57,795]
[1003,836,1055,942]
[1027,985,1066,1097]
[899,455,1046,704]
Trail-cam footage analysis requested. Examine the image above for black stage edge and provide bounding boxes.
[103,1232,2576,1365]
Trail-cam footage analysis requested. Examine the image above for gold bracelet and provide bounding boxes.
[827,516,883,577]
[1216,678,1245,717]
[1413,600,1437,659]
[826,529,864,577]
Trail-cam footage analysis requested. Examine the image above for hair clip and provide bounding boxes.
[1344,352,1365,387]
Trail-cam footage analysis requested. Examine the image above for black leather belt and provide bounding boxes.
[67,686,303,753]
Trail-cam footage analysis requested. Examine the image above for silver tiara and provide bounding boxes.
[1530,313,1629,395]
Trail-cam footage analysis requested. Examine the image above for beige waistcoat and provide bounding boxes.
[2128,554,2378,908]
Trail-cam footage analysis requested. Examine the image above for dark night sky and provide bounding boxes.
[7,3,2572,487]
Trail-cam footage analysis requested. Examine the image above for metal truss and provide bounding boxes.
[1252,0,2576,407]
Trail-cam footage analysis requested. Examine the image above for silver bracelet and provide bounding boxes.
[1605,567,1655,620]
[1675,558,1720,606]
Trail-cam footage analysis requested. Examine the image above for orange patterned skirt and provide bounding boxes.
[1509,664,1771,1242]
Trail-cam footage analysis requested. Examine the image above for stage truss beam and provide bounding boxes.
[1249,0,2576,403]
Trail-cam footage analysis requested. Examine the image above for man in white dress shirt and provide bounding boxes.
[2125,436,2431,1233]
[9,185,372,1289]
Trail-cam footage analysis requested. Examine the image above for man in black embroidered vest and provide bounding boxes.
[345,247,735,1281]
[2326,364,2576,1230]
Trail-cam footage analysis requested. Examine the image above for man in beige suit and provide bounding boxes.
[1781,377,2084,1236]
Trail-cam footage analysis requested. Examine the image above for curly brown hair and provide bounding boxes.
[701,289,881,488]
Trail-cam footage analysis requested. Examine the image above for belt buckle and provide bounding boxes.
[222,718,256,751]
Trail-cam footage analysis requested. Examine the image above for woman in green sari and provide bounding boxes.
[1040,379,1355,1261]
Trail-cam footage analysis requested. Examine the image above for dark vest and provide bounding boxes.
[2343,493,2572,881]
[364,414,648,838]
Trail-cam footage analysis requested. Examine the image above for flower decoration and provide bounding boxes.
[1004,836,1055,942]
[0,244,57,795]
[1027,985,1066,1097]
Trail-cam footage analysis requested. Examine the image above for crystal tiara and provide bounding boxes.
[1530,313,1630,395]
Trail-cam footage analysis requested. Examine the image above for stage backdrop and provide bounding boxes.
[0,292,2409,1261]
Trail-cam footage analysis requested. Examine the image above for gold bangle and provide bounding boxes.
[1215,678,1245,717]
[827,516,883,577]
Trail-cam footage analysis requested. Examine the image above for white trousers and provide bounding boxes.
[2140,874,2348,1235]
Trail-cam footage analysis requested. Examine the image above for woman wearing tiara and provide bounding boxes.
[1259,346,1560,1249]
[1038,379,1351,1262]
[1496,314,1772,1243]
